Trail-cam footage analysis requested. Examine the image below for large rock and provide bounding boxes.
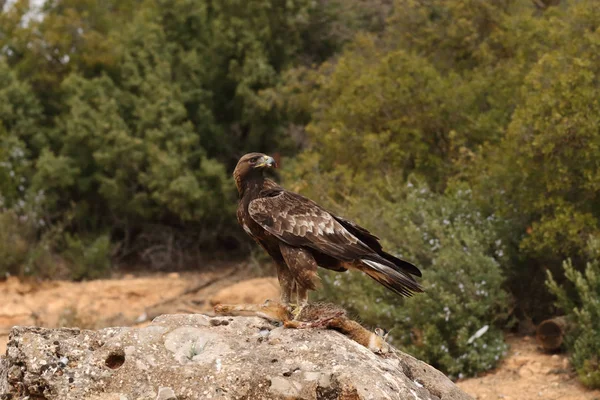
[0,314,472,400]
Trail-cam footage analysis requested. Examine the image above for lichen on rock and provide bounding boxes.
[0,314,472,399]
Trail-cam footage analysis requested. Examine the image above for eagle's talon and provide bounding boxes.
[290,304,305,320]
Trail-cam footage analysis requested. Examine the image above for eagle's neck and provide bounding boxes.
[238,175,265,200]
[239,177,278,208]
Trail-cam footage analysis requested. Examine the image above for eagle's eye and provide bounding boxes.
[249,156,260,164]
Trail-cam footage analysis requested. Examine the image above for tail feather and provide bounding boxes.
[378,252,422,277]
[333,214,422,279]
[360,259,423,297]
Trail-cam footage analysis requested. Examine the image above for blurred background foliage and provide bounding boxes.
[547,239,600,389]
[0,0,385,274]
[2,0,600,381]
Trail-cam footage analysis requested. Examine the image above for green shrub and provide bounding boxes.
[23,231,67,279]
[62,233,112,280]
[547,248,600,388]
[0,208,70,279]
[0,205,111,280]
[0,211,31,276]
[3,0,384,269]
[466,0,600,321]
[280,0,600,325]
[294,170,510,378]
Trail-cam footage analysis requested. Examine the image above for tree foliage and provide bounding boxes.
[467,0,600,319]
[0,0,380,274]
[273,0,600,380]
[547,240,600,388]
[282,0,600,323]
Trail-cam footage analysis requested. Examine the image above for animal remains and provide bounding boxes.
[214,301,391,354]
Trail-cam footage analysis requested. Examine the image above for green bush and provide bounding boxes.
[547,247,600,388]
[0,60,40,212]
[467,1,600,319]
[22,226,67,279]
[62,233,112,280]
[280,0,600,324]
[0,211,31,276]
[0,207,70,279]
[293,170,510,378]
[0,0,393,269]
[280,34,470,191]
[0,208,106,280]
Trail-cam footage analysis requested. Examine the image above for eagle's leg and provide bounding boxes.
[291,284,309,319]
[276,262,294,306]
[279,243,320,320]
[296,285,309,306]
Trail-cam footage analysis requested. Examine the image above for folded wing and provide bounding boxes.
[248,189,422,297]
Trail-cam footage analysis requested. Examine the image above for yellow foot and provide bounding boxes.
[289,303,305,320]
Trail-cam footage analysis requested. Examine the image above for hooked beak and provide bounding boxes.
[255,155,277,168]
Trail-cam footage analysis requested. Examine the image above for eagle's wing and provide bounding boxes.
[248,189,372,261]
[248,189,423,297]
[333,214,422,278]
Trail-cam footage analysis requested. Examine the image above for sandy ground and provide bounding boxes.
[0,265,278,354]
[1,270,599,400]
[457,335,600,400]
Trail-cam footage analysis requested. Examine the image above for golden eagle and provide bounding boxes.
[234,153,423,306]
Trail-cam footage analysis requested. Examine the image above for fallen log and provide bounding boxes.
[536,316,568,351]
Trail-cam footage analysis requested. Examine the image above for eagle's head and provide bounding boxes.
[233,152,277,192]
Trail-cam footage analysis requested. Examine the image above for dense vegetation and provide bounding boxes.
[2,0,600,380]
[280,0,600,379]
[0,0,384,274]
[547,239,600,389]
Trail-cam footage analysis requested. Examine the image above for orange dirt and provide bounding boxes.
[0,265,278,354]
[458,335,600,400]
[209,277,279,306]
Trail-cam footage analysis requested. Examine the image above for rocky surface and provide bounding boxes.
[1,314,472,400]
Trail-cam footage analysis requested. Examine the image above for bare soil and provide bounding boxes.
[1,268,599,400]
[457,335,600,400]
[0,264,278,354]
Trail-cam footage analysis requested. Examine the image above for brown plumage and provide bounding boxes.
[233,152,423,306]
